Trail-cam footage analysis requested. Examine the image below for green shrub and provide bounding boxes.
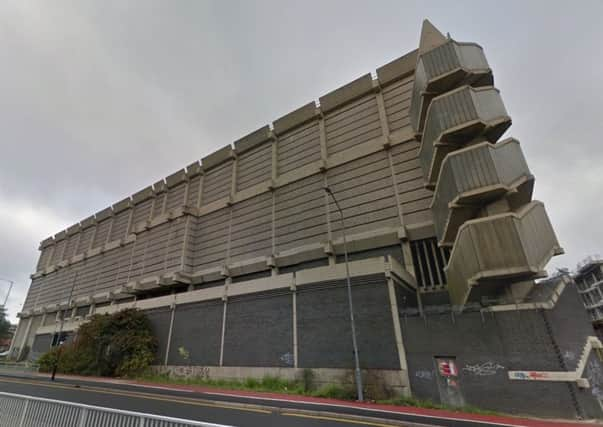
[301,368,315,392]
[312,383,356,400]
[38,309,157,378]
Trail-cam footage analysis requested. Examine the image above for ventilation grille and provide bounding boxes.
[410,237,450,289]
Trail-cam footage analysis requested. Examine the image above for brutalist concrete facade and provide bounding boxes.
[13,20,603,419]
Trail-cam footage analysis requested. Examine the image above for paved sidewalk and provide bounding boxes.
[25,371,601,427]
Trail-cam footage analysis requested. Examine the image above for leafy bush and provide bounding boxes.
[38,309,157,378]
[311,383,356,400]
[301,368,315,392]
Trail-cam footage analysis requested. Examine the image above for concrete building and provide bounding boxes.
[574,258,603,335]
[11,20,603,419]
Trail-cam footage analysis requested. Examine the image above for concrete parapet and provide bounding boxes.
[94,207,113,222]
[202,145,233,171]
[319,73,374,113]
[112,197,131,213]
[166,169,187,188]
[376,49,418,86]
[273,102,318,135]
[233,125,271,154]
[132,186,154,204]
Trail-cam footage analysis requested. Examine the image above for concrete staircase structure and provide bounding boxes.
[409,20,563,310]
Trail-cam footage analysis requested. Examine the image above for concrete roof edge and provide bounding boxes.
[273,102,319,135]
[319,73,374,113]
[234,125,271,154]
[376,49,418,86]
[165,169,187,188]
[202,145,234,171]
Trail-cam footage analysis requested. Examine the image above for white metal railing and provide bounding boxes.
[0,392,234,427]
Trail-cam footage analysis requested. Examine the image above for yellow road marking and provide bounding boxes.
[0,376,271,414]
[282,412,397,427]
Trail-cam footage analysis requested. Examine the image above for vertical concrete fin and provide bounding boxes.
[418,19,447,55]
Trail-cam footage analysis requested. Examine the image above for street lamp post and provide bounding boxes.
[0,278,14,307]
[324,186,364,402]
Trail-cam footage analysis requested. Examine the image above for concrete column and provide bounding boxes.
[58,238,68,262]
[162,221,176,274]
[182,179,191,208]
[387,276,411,396]
[375,86,391,139]
[271,135,278,181]
[8,320,24,356]
[179,215,193,272]
[89,222,100,252]
[196,174,205,208]
[270,191,279,276]
[44,245,56,270]
[125,206,135,235]
[124,240,137,285]
[318,111,328,162]
[139,235,151,278]
[386,148,415,277]
[105,214,115,245]
[292,287,298,368]
[164,301,176,366]
[231,155,238,197]
[225,207,234,265]
[73,232,82,258]
[219,297,228,367]
[17,317,33,360]
[386,150,406,230]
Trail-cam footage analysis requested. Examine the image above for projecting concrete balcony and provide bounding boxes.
[445,201,563,310]
[431,139,534,246]
[410,40,493,133]
[419,85,511,188]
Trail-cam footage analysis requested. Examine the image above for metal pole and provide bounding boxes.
[51,272,78,381]
[0,278,14,307]
[324,186,364,402]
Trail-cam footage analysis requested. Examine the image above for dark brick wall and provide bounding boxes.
[402,284,603,419]
[547,283,596,371]
[580,352,603,419]
[297,274,399,369]
[223,291,293,367]
[145,308,172,364]
[168,300,223,366]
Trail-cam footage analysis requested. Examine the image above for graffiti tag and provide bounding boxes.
[280,352,294,366]
[415,370,433,380]
[462,362,505,376]
[509,371,551,380]
[562,351,576,361]
[586,359,603,399]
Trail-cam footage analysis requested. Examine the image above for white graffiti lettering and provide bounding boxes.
[462,361,505,376]
[562,351,576,361]
[415,370,433,380]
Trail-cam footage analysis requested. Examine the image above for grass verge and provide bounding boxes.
[137,372,497,415]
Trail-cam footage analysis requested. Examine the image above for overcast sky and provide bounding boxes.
[0,1,601,322]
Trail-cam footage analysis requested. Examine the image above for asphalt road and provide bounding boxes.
[0,373,520,427]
